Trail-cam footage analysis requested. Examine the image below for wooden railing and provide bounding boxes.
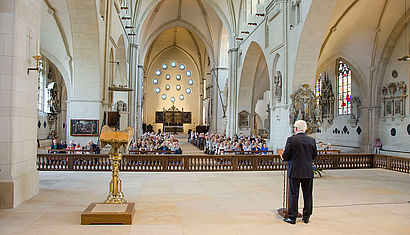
[128,150,177,154]
[37,153,409,173]
[317,150,341,154]
[221,150,275,155]
[374,154,410,173]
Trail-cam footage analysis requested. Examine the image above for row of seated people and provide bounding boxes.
[49,139,100,154]
[189,132,271,155]
[316,141,340,154]
[128,132,182,154]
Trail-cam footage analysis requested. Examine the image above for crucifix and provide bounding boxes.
[26,31,33,63]
[26,30,41,74]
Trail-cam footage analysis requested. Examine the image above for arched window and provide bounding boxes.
[37,59,45,112]
[337,60,352,115]
[315,74,322,105]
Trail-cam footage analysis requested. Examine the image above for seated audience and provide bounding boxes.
[317,141,324,150]
[129,132,183,154]
[194,132,269,155]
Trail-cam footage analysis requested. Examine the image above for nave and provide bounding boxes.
[0,169,409,234]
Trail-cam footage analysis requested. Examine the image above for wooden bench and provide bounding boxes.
[128,150,177,154]
[48,149,93,154]
[221,150,275,155]
[318,150,340,154]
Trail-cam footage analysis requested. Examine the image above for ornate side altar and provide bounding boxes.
[81,125,135,225]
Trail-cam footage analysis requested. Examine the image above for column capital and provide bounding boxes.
[228,47,238,53]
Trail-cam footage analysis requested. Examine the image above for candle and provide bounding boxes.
[36,39,40,56]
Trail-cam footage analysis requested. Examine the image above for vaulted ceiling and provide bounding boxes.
[137,0,228,68]
[319,0,409,85]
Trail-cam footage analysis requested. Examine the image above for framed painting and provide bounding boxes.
[70,119,99,136]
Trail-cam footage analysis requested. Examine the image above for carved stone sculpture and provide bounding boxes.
[318,73,334,129]
[348,97,361,127]
[289,84,320,133]
[274,71,282,102]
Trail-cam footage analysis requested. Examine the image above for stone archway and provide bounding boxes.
[237,42,269,136]
[291,0,338,90]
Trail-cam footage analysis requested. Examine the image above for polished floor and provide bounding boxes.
[0,169,409,235]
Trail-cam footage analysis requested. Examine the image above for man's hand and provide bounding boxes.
[277,148,284,160]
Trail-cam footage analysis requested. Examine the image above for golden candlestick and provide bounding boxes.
[99,125,133,204]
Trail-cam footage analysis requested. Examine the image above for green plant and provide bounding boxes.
[313,164,323,177]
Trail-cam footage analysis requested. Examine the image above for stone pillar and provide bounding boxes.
[129,43,137,138]
[210,68,218,132]
[216,67,229,134]
[66,0,102,144]
[360,106,380,153]
[0,0,41,208]
[136,65,144,136]
[227,47,239,136]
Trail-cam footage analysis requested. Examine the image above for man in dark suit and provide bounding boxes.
[282,120,317,224]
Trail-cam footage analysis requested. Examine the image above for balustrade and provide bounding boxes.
[37,153,410,174]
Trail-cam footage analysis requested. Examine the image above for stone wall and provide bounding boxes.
[0,0,41,208]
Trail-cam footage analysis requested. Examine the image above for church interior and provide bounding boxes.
[1,0,410,234]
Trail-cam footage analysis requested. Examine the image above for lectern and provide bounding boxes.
[81,125,135,225]
[276,148,302,219]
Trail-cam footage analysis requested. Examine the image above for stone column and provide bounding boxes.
[0,0,41,208]
[136,65,144,136]
[360,106,380,153]
[227,47,239,136]
[129,43,137,138]
[210,68,218,132]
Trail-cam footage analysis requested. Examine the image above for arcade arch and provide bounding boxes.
[238,42,269,136]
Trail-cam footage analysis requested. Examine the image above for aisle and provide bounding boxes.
[175,134,206,155]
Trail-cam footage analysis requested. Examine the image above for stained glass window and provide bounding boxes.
[153,78,158,84]
[37,59,45,111]
[315,74,322,105]
[188,79,194,85]
[155,87,161,93]
[165,84,171,90]
[155,70,161,76]
[179,64,185,70]
[162,64,167,70]
[161,94,167,100]
[186,71,191,77]
[171,61,177,67]
[165,74,171,80]
[337,60,352,115]
[176,74,181,80]
[179,94,185,100]
[170,97,176,103]
[176,85,181,90]
[186,88,191,94]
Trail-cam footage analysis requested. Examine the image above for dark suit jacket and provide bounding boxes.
[282,133,317,178]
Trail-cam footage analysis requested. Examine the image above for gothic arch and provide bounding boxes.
[317,53,369,105]
[140,21,216,68]
[134,0,234,46]
[238,41,269,135]
[374,9,410,106]
[292,0,338,90]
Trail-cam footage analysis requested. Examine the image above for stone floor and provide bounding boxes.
[0,169,409,235]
